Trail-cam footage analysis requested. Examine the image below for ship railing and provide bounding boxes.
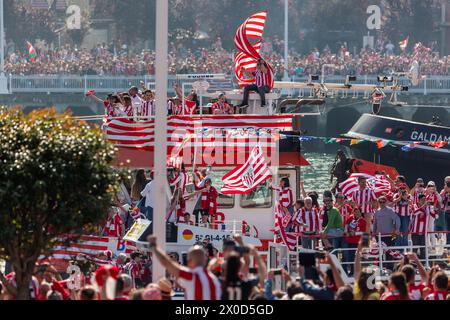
[6,74,450,95]
[186,219,257,237]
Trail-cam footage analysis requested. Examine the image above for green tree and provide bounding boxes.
[0,108,119,300]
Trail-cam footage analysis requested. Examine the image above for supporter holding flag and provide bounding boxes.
[237,58,271,109]
[148,236,222,300]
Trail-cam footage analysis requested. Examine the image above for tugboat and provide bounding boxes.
[342,113,450,188]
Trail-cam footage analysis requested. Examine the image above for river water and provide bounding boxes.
[300,152,336,196]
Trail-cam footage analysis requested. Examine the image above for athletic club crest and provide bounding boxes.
[241,166,255,188]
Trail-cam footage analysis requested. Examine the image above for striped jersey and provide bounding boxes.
[254,69,270,87]
[336,203,353,221]
[140,100,154,118]
[293,207,321,233]
[212,101,232,114]
[170,171,190,195]
[425,290,447,300]
[272,185,294,209]
[351,188,377,214]
[409,204,436,234]
[123,260,141,287]
[178,266,222,300]
[393,193,412,217]
[123,104,134,117]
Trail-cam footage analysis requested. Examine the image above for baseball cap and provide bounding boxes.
[427,181,436,187]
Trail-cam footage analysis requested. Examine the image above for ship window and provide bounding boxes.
[212,171,235,208]
[240,180,272,208]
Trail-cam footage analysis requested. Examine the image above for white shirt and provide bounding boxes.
[141,180,155,208]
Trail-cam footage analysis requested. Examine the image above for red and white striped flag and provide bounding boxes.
[273,203,298,251]
[103,115,293,166]
[339,173,392,197]
[39,236,137,271]
[220,145,272,194]
[234,10,274,90]
[399,37,409,51]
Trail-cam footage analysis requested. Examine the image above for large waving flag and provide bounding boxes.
[220,145,272,194]
[234,10,274,90]
[339,173,392,197]
[27,41,37,62]
[273,203,298,251]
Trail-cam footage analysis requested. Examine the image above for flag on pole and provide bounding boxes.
[429,141,448,149]
[399,37,409,51]
[350,139,364,146]
[234,10,275,90]
[27,41,37,62]
[221,145,272,194]
[401,141,421,152]
[376,139,393,149]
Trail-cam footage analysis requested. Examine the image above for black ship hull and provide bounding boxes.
[342,114,450,189]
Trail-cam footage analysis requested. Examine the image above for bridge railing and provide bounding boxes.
[6,74,450,95]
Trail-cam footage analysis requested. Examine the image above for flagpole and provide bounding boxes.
[153,0,168,282]
[0,0,4,75]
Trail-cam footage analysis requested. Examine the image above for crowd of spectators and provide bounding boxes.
[4,38,449,77]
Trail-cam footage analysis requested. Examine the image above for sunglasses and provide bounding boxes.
[378,200,387,203]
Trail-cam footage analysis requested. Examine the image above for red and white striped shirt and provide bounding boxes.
[140,100,154,118]
[177,266,222,300]
[124,260,141,287]
[426,192,440,208]
[336,203,353,221]
[409,204,436,234]
[293,207,321,233]
[393,193,412,217]
[254,69,270,87]
[104,213,124,238]
[123,104,134,117]
[211,101,232,114]
[170,171,190,195]
[425,290,447,300]
[272,185,293,209]
[351,188,377,214]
